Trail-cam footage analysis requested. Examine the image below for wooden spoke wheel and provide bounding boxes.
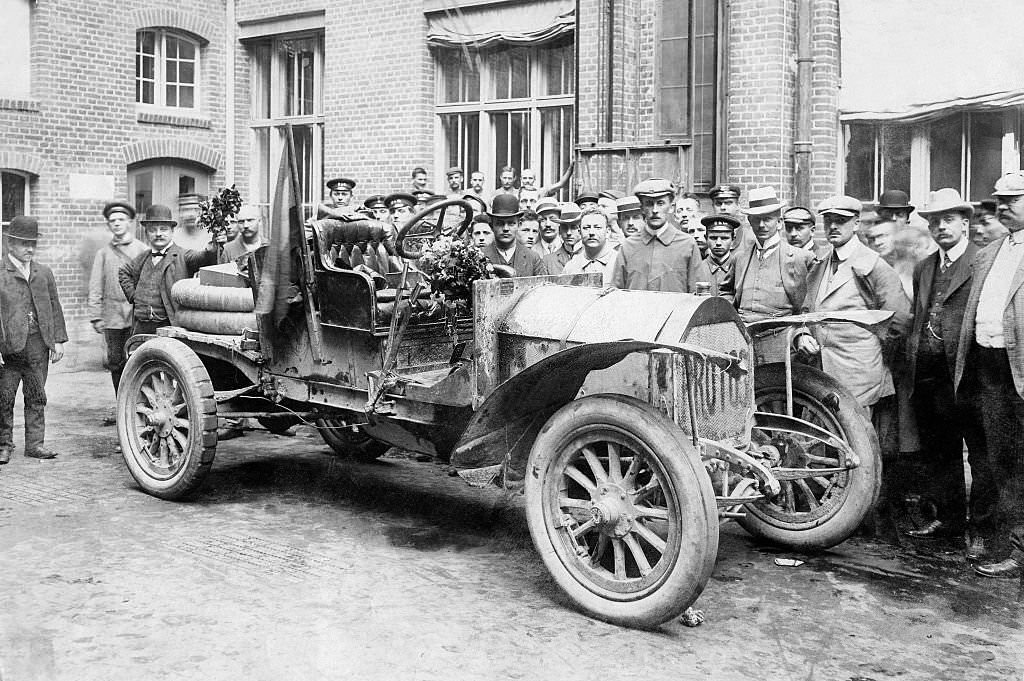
[525,395,718,628]
[743,362,881,550]
[117,338,217,500]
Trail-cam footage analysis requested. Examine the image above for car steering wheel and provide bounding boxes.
[395,199,474,259]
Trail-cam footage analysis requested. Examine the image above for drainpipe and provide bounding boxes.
[225,0,236,186]
[794,0,813,206]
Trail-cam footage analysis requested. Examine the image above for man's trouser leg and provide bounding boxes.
[912,375,967,531]
[20,333,50,453]
[0,353,23,450]
[105,327,132,394]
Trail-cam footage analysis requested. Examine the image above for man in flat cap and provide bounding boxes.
[956,171,1024,578]
[542,203,583,274]
[480,194,548,277]
[900,189,991,558]
[119,204,225,336]
[710,183,754,252]
[702,214,739,302]
[611,178,711,293]
[318,177,360,220]
[783,206,828,260]
[732,187,814,324]
[445,167,465,200]
[89,201,148,413]
[0,216,67,462]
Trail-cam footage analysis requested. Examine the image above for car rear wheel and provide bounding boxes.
[316,418,388,462]
[117,338,217,500]
[525,395,718,628]
[742,362,881,550]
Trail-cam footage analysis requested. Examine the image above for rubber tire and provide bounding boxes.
[316,418,389,462]
[174,308,257,335]
[525,394,719,629]
[170,278,255,312]
[740,362,882,551]
[117,337,218,500]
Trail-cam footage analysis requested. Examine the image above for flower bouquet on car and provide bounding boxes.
[417,235,495,336]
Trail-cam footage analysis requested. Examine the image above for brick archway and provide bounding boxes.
[0,150,45,176]
[122,139,221,172]
[131,8,217,44]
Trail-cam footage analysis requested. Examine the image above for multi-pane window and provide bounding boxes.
[844,109,1020,202]
[249,33,324,220]
[136,30,199,110]
[1,171,29,231]
[435,37,574,199]
[659,0,719,189]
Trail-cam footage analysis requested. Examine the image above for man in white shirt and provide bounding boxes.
[533,197,562,256]
[562,206,617,284]
[955,171,1024,578]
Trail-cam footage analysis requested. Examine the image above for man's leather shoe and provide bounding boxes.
[905,520,950,538]
[973,557,1023,578]
[966,536,988,561]
[24,447,58,460]
[0,447,10,465]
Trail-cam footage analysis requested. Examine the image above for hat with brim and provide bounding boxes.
[140,204,177,226]
[535,197,560,216]
[709,184,742,200]
[918,188,973,218]
[102,200,135,220]
[615,196,641,214]
[876,189,914,211]
[782,206,815,225]
[599,190,625,200]
[488,193,522,219]
[385,193,417,209]
[326,177,356,191]
[974,199,997,214]
[445,167,463,178]
[744,187,785,216]
[364,194,387,209]
[554,202,582,225]
[993,171,1024,197]
[701,214,740,233]
[6,215,39,241]
[817,195,862,218]
[575,191,600,205]
[633,178,676,199]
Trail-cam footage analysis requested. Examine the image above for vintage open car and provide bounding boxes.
[116,198,880,628]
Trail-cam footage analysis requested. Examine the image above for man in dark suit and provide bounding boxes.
[119,204,223,335]
[480,193,548,277]
[955,171,1024,577]
[902,189,992,560]
[0,216,68,462]
[732,187,814,324]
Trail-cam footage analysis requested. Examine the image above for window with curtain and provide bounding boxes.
[435,37,574,199]
[136,29,200,110]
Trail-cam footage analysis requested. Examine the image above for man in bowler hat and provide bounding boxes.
[480,194,548,277]
[0,216,68,462]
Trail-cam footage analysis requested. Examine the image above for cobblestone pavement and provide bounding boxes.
[0,370,1021,681]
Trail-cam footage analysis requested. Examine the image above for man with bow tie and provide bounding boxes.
[956,171,1024,578]
[901,189,991,561]
[118,204,224,336]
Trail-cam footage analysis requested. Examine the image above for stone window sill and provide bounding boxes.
[137,111,211,129]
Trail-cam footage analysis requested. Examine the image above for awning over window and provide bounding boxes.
[838,0,1024,122]
[426,0,574,49]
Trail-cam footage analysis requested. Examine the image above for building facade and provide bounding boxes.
[3,0,1014,365]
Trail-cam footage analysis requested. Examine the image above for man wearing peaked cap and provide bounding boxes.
[732,187,814,324]
[318,177,360,221]
[445,167,464,200]
[90,200,147,410]
[480,193,548,277]
[363,194,389,222]
[783,206,828,260]
[710,182,754,252]
[0,216,68,462]
[901,188,991,554]
[611,178,713,293]
[956,170,1024,578]
[701,214,739,301]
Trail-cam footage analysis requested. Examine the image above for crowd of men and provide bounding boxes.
[3,162,1024,583]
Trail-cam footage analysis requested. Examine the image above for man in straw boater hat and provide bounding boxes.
[956,171,1024,578]
[900,188,992,562]
[480,193,548,277]
[0,216,68,463]
[611,178,711,293]
[118,204,225,337]
[731,186,814,324]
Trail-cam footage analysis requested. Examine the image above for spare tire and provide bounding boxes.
[175,308,257,335]
[171,278,254,312]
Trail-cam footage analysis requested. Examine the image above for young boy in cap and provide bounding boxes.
[702,214,739,302]
[0,216,68,462]
[318,177,360,220]
[611,178,711,293]
[89,201,148,411]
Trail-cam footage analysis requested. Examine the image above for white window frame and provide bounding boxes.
[434,41,574,197]
[136,29,201,112]
[1,170,31,230]
[247,32,325,222]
